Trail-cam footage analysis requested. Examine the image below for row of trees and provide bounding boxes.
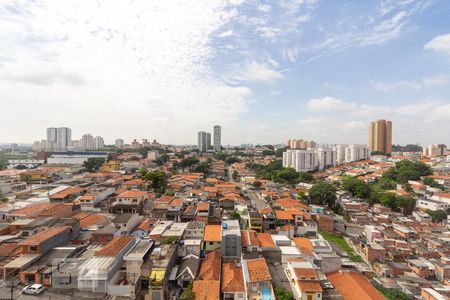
[245,160,314,185]
[139,169,168,193]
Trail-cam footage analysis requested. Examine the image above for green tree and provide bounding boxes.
[396,195,415,215]
[262,150,275,156]
[194,162,209,173]
[423,177,444,189]
[298,172,314,183]
[380,193,398,211]
[309,182,337,207]
[180,283,195,300]
[83,157,105,172]
[229,211,241,220]
[179,157,200,171]
[274,168,300,185]
[20,173,32,182]
[274,286,294,300]
[232,170,238,180]
[226,157,242,165]
[342,177,371,198]
[154,154,169,166]
[142,171,168,193]
[275,146,289,157]
[425,209,447,222]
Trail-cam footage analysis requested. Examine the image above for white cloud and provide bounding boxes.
[424,34,450,56]
[225,61,284,83]
[0,0,253,144]
[372,74,448,92]
[307,97,357,111]
[257,4,271,13]
[217,30,234,38]
[343,121,365,130]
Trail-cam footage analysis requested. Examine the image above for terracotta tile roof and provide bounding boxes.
[122,179,144,186]
[257,233,276,248]
[19,226,70,246]
[156,195,174,203]
[297,280,323,292]
[276,198,310,210]
[246,258,271,282]
[38,204,70,216]
[275,210,294,220]
[192,280,220,300]
[10,203,56,216]
[117,190,148,198]
[80,214,107,228]
[326,271,385,300]
[198,250,221,281]
[293,238,314,256]
[170,198,184,206]
[241,230,260,247]
[222,262,245,293]
[135,218,156,232]
[95,236,134,257]
[51,186,84,199]
[0,243,18,257]
[197,202,210,211]
[72,211,91,220]
[204,225,222,242]
[205,178,219,183]
[259,207,273,214]
[203,186,218,193]
[294,268,318,279]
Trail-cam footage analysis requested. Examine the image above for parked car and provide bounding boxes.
[22,284,45,295]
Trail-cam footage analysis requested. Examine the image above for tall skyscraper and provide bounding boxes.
[206,132,211,150]
[94,136,105,150]
[47,127,57,143]
[368,119,392,155]
[115,138,124,149]
[198,131,209,152]
[213,125,221,152]
[81,134,94,150]
[56,127,71,151]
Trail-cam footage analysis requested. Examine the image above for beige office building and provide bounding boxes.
[368,119,392,154]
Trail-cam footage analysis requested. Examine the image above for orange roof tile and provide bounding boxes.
[276,198,310,210]
[95,236,134,257]
[170,198,184,206]
[135,218,156,232]
[117,190,148,198]
[222,262,245,293]
[19,227,70,246]
[241,230,260,247]
[80,214,106,228]
[197,202,210,211]
[326,271,385,300]
[259,207,273,214]
[246,258,271,282]
[156,195,174,203]
[294,268,318,279]
[198,250,221,281]
[257,233,276,248]
[293,238,314,256]
[51,186,84,199]
[192,280,220,300]
[10,203,56,216]
[275,210,294,220]
[297,281,322,292]
[204,225,222,242]
[72,211,91,220]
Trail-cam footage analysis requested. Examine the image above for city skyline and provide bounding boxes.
[1,1,450,146]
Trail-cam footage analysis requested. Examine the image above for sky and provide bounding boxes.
[1,0,450,146]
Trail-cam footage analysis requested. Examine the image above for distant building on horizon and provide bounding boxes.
[423,144,447,157]
[287,139,316,149]
[94,136,105,150]
[368,119,392,155]
[213,125,221,152]
[81,133,94,150]
[197,131,210,152]
[115,138,124,149]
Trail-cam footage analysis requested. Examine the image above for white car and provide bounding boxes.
[22,284,45,295]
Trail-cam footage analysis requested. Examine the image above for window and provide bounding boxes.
[209,242,214,245]
[29,246,37,251]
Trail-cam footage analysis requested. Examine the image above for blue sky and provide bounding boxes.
[1,0,449,146]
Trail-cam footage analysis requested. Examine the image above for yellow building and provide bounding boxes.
[101,160,119,172]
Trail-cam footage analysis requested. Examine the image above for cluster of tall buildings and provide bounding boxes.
[283,144,370,172]
[198,125,221,152]
[286,139,317,149]
[33,127,106,151]
[423,144,448,157]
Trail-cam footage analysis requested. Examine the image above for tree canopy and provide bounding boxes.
[309,182,337,207]
[382,160,432,183]
[83,157,105,172]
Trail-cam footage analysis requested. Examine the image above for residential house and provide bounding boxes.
[243,258,275,300]
[203,225,222,251]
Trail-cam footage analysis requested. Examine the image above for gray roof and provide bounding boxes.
[112,213,136,223]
